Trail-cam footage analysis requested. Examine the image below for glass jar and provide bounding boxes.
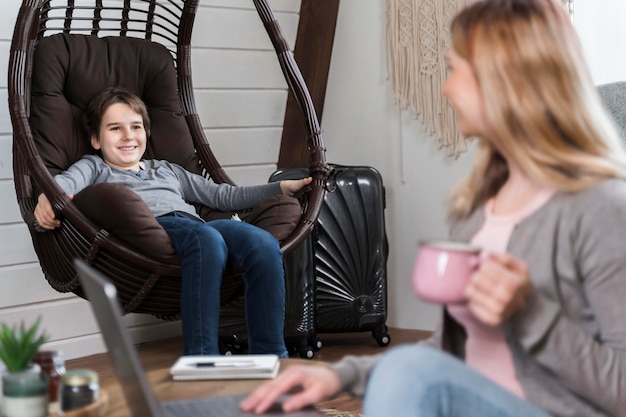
[2,364,49,417]
[32,350,65,403]
[59,370,99,413]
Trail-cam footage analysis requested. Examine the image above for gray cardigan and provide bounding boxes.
[332,178,626,417]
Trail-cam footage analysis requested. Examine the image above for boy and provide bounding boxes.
[35,86,312,357]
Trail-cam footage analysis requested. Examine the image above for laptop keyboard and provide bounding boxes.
[161,394,325,416]
[162,395,243,416]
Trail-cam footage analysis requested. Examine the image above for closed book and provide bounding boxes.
[169,354,280,381]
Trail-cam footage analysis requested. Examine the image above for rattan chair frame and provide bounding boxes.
[8,0,328,318]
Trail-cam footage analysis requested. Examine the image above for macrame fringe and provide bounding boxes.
[385,0,572,163]
[385,0,469,159]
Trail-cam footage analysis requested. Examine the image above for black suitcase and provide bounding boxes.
[270,164,391,348]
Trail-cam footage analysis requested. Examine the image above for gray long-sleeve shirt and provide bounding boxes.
[54,155,283,219]
[332,178,626,417]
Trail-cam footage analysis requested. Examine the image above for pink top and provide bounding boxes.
[447,188,554,398]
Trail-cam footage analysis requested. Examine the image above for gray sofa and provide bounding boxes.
[598,81,626,141]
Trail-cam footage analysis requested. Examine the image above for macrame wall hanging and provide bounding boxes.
[385,0,469,160]
[385,0,574,162]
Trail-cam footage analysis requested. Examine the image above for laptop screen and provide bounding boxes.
[75,258,165,417]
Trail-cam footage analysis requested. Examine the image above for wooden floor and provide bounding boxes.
[66,327,432,414]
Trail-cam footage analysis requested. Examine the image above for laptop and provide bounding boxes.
[74,258,326,417]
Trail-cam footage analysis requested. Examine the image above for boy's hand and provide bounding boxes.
[280,177,313,197]
[34,193,72,230]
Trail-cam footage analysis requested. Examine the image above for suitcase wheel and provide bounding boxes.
[373,325,391,347]
[312,337,323,351]
[295,345,315,359]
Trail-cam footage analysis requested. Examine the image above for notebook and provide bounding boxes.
[74,258,325,417]
[170,354,280,380]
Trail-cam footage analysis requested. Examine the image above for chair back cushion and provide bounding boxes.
[29,34,201,262]
[30,33,200,176]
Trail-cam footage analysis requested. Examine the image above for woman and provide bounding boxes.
[241,0,626,415]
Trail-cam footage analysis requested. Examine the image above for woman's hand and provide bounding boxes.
[465,251,533,326]
[280,177,313,197]
[34,193,72,230]
[240,364,341,414]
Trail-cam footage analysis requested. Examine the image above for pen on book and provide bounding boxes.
[191,361,256,368]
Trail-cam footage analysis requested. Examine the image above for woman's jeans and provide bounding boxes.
[157,215,288,357]
[364,344,552,417]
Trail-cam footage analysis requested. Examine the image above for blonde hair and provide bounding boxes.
[448,0,626,220]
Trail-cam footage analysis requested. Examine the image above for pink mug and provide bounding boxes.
[412,240,481,304]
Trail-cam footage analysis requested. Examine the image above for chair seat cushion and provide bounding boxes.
[239,195,302,241]
[73,183,302,264]
[73,183,180,264]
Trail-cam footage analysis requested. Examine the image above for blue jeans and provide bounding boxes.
[364,344,552,417]
[156,215,288,357]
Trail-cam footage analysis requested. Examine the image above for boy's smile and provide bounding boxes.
[90,102,147,171]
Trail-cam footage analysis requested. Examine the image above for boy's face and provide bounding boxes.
[90,102,147,171]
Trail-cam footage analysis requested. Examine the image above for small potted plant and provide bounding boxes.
[0,317,49,417]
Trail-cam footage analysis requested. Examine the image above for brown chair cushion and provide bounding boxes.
[30,33,200,177]
[239,195,302,241]
[73,183,301,263]
[201,195,302,241]
[72,183,179,264]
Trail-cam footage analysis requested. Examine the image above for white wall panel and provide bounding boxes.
[43,334,107,361]
[201,0,300,13]
[44,319,182,361]
[0,91,10,134]
[0,300,182,360]
[0,43,8,88]
[0,137,12,180]
[206,127,281,166]
[0,299,177,341]
[223,164,277,186]
[0,264,70,307]
[0,224,37,265]
[192,8,298,50]
[195,90,287,128]
[0,3,20,39]
[1,299,97,341]
[191,50,286,89]
[0,181,20,223]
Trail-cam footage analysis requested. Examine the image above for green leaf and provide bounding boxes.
[0,317,49,373]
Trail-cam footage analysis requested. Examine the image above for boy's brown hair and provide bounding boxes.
[84,86,151,139]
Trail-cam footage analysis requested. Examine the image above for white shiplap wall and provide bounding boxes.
[0,0,301,360]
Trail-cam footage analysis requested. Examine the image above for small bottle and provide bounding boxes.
[32,350,66,403]
[59,370,99,413]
